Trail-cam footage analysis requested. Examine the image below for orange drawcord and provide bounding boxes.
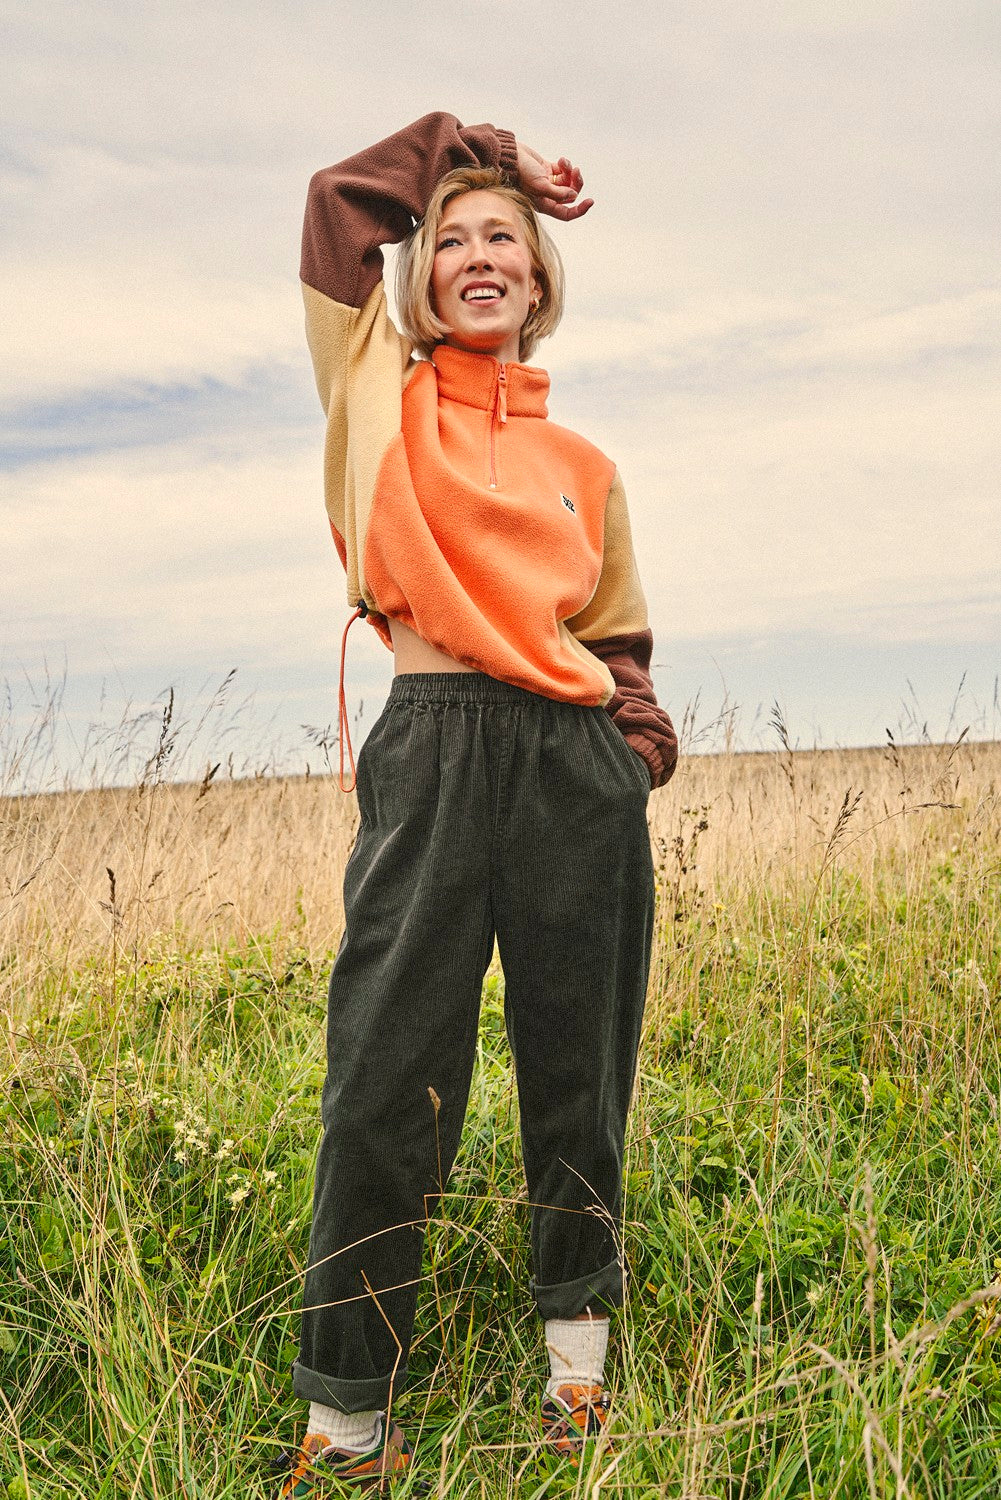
[337,601,367,792]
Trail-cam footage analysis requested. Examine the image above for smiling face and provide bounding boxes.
[430,190,542,365]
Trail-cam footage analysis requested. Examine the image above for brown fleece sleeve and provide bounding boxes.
[587,632,679,788]
[302,113,519,309]
[566,471,678,788]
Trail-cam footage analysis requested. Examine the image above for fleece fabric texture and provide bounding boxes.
[301,111,677,788]
[294,673,655,1412]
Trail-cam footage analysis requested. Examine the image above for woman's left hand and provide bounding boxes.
[515,143,594,221]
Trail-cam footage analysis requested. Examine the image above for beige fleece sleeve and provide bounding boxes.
[567,472,678,788]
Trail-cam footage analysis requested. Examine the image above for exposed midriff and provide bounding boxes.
[388,617,476,675]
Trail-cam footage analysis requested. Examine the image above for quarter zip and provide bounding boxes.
[488,363,507,490]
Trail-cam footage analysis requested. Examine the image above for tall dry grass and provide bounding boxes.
[3,716,997,992]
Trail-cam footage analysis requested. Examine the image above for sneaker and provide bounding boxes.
[540,1382,613,1462]
[276,1414,412,1495]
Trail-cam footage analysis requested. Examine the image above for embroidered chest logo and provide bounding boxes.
[560,493,577,515]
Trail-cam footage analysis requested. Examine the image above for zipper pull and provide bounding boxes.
[497,363,507,424]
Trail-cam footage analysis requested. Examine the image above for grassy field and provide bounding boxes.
[2,722,1000,1497]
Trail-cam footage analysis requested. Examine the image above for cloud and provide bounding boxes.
[3,0,999,760]
[3,249,303,408]
[4,433,328,666]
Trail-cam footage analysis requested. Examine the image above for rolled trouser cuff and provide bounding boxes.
[531,1259,623,1321]
[292,1360,408,1414]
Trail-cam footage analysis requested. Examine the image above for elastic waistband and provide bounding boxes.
[388,671,581,708]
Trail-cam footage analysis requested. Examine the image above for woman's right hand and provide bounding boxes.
[515,142,594,222]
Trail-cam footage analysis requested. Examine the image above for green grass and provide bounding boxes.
[3,790,1001,1496]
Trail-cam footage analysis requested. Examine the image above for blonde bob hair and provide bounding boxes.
[395,167,565,363]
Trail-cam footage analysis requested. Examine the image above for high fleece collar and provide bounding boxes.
[431,344,550,418]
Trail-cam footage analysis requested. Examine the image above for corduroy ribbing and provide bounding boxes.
[387,671,557,704]
[294,672,654,1412]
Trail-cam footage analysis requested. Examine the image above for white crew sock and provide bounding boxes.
[544,1311,609,1397]
[307,1402,381,1452]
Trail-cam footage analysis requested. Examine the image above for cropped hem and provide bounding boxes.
[292,1360,408,1413]
[531,1259,623,1320]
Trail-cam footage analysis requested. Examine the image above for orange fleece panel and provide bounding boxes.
[362,356,617,704]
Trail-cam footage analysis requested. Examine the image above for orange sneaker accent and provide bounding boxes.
[278,1418,412,1495]
[540,1382,613,1463]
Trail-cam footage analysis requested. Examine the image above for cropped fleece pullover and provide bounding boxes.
[301,112,678,788]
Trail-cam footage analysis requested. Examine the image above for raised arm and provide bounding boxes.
[513,143,594,222]
[301,113,519,309]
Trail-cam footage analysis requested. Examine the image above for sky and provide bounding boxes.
[3,0,999,787]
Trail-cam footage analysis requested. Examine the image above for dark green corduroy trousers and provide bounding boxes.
[294,672,655,1412]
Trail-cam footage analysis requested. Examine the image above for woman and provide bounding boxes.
[279,112,678,1495]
